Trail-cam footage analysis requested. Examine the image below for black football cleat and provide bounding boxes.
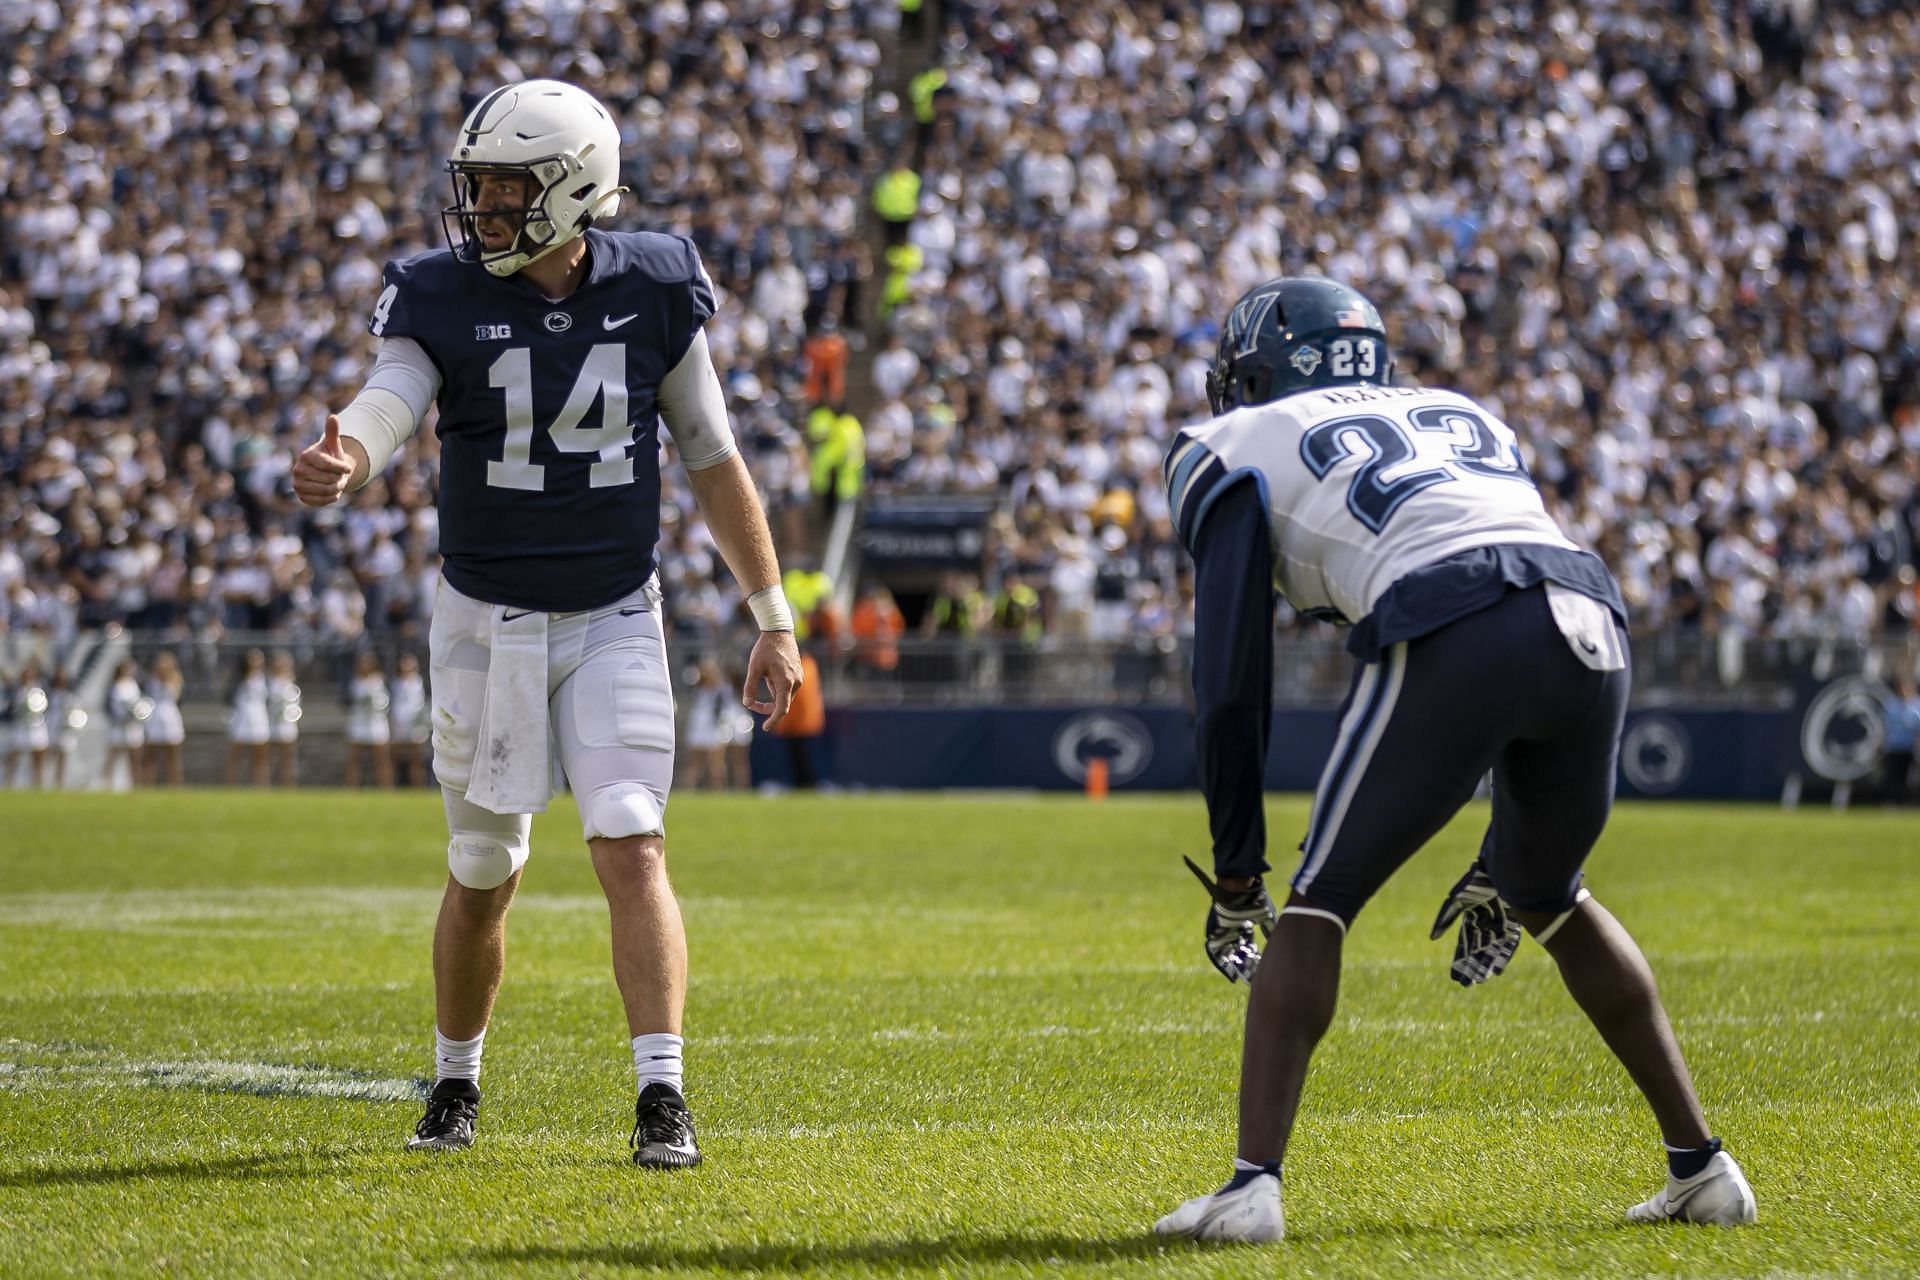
[630,1082,702,1169]
[406,1078,479,1152]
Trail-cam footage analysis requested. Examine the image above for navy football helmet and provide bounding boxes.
[1206,277,1395,414]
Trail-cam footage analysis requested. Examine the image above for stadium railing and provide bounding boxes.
[45,629,1904,709]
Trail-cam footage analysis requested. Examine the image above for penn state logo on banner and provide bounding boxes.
[1798,676,1890,782]
[1052,711,1154,785]
[1621,713,1691,794]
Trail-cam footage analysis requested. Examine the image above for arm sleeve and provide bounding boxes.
[1187,471,1276,881]
[657,329,738,472]
[337,337,439,485]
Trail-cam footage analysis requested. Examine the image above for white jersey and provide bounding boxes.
[1168,384,1574,627]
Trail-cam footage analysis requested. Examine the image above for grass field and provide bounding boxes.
[1,790,1916,1278]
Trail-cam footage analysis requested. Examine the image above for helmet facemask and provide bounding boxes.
[442,157,575,277]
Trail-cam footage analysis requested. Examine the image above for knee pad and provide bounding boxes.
[447,829,529,890]
[582,782,665,841]
[443,788,531,890]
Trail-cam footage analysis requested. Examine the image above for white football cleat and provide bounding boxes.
[1153,1167,1284,1243]
[1627,1152,1757,1225]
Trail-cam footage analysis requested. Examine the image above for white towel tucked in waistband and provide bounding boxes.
[464,607,553,814]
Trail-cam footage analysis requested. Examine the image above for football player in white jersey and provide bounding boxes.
[291,80,802,1167]
[1152,278,1754,1242]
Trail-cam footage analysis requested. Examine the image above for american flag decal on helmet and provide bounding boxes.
[1333,309,1369,328]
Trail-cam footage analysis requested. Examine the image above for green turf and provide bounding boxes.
[1,790,1916,1278]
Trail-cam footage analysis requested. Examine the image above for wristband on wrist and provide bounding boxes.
[746,585,795,632]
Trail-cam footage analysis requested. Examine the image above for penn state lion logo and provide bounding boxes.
[1800,676,1889,782]
[1052,711,1154,785]
[1621,714,1690,794]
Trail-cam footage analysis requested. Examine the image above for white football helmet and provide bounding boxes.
[442,80,628,277]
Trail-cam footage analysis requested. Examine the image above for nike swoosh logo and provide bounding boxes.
[618,607,648,617]
[603,314,638,330]
[502,610,536,621]
[1662,1172,1715,1216]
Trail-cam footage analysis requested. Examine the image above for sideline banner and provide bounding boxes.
[751,706,1796,799]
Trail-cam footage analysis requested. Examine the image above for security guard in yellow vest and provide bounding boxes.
[809,410,866,508]
[782,564,835,642]
[873,164,920,247]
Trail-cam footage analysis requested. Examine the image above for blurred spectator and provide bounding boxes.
[226,648,270,787]
[808,406,867,526]
[344,650,393,789]
[873,153,922,248]
[680,657,749,791]
[48,667,79,788]
[782,556,840,644]
[103,657,148,789]
[266,650,301,787]
[850,581,905,673]
[803,319,851,407]
[769,649,827,788]
[1884,672,1920,806]
[388,650,430,788]
[146,652,186,786]
[13,661,50,788]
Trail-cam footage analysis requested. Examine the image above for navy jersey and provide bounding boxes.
[369,229,715,612]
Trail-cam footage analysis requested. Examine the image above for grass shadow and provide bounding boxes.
[481,1217,1589,1273]
[0,1148,348,1190]
[480,1232,1176,1272]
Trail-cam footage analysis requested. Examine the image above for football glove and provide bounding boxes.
[1183,856,1278,985]
[1429,859,1521,987]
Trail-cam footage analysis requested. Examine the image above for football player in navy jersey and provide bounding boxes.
[1152,279,1754,1241]
[293,80,802,1168]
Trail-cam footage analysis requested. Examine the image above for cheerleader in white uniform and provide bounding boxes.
[0,671,17,787]
[15,662,51,788]
[266,651,301,787]
[387,651,429,787]
[48,668,82,790]
[226,648,271,786]
[679,658,738,791]
[145,653,186,786]
[343,650,393,789]
[104,659,150,790]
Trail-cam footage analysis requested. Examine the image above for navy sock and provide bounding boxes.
[1223,1158,1281,1191]
[1665,1136,1722,1180]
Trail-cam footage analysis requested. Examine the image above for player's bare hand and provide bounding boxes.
[292,415,355,507]
[743,630,802,730]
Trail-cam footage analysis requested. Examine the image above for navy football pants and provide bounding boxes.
[1291,585,1629,921]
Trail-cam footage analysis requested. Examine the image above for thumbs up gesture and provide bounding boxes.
[292,415,360,508]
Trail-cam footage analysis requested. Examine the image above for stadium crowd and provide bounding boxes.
[875,0,1920,652]
[2,0,1919,686]
[0,0,891,659]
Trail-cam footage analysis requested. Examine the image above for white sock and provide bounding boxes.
[632,1032,684,1096]
[435,1027,485,1083]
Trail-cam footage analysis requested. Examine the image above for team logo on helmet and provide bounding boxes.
[1289,345,1323,376]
